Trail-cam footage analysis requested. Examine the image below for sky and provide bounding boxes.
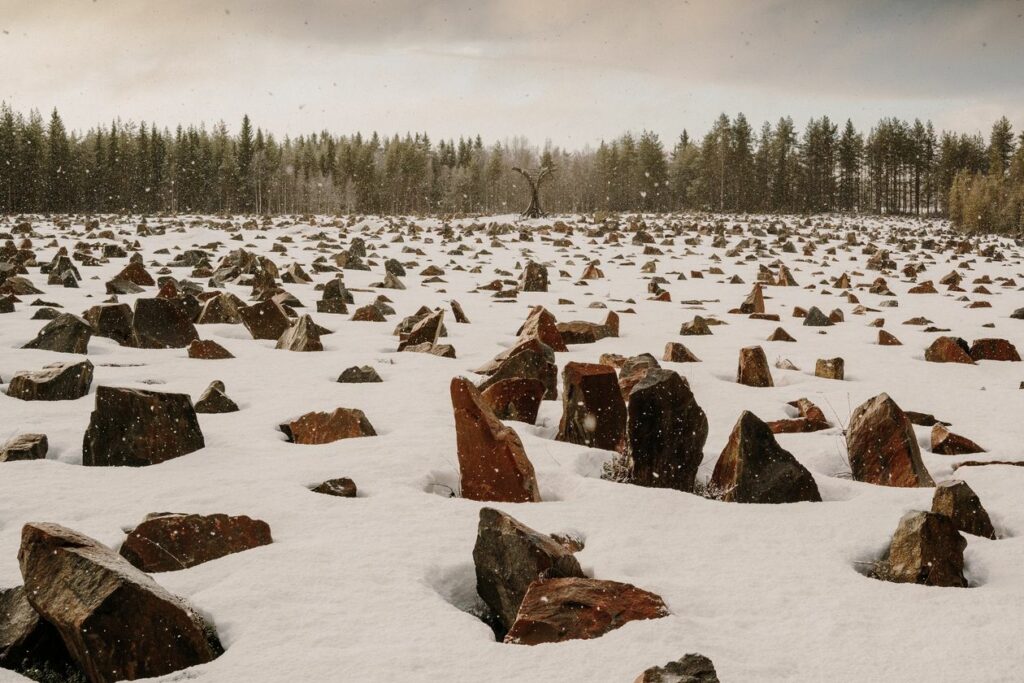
[0,0,1022,148]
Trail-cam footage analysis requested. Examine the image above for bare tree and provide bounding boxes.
[512,165,553,218]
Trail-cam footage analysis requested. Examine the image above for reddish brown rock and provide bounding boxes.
[119,513,272,572]
[481,378,546,424]
[478,338,558,401]
[878,330,902,346]
[814,357,844,380]
[188,339,234,359]
[83,302,134,346]
[931,480,996,539]
[924,337,975,364]
[931,424,985,455]
[767,327,796,342]
[0,586,76,679]
[556,362,627,452]
[451,377,541,503]
[240,299,291,339]
[968,338,1020,362]
[311,477,358,497]
[473,508,584,631]
[875,511,966,587]
[18,523,221,682]
[7,360,93,401]
[0,434,48,462]
[634,654,720,683]
[846,393,934,487]
[115,261,155,286]
[516,306,567,352]
[739,283,765,314]
[276,314,323,352]
[737,346,773,387]
[351,304,387,322]
[280,408,376,445]
[504,577,669,645]
[398,309,443,351]
[710,411,821,503]
[131,297,199,349]
[663,342,700,363]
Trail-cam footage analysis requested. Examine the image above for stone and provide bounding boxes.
[802,306,833,326]
[504,577,669,645]
[931,480,996,539]
[398,309,443,351]
[517,306,567,352]
[7,360,93,401]
[280,408,376,445]
[663,342,700,363]
[18,522,221,682]
[931,424,985,455]
[634,654,720,683]
[481,378,546,424]
[520,261,548,292]
[617,353,661,399]
[197,292,245,324]
[969,338,1020,362]
[0,434,48,462]
[846,393,934,487]
[924,337,975,364]
[351,304,387,322]
[711,411,821,503]
[478,338,558,401]
[737,346,773,387]
[82,387,205,467]
[311,478,358,497]
[276,314,323,351]
[875,511,967,587]
[131,297,199,349]
[878,330,902,346]
[22,313,92,354]
[767,327,795,342]
[556,362,627,452]
[188,338,234,359]
[680,316,712,336]
[814,357,844,380]
[83,303,134,346]
[240,299,291,339]
[451,378,541,503]
[115,261,155,286]
[119,513,272,572]
[740,284,765,314]
[337,365,382,383]
[627,369,708,492]
[473,508,584,631]
[0,586,76,679]
[194,380,239,414]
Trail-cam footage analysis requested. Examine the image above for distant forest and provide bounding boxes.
[0,103,1022,233]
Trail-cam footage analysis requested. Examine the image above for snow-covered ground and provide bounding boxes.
[1,213,1022,682]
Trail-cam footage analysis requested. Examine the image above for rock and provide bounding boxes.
[481,378,546,424]
[451,378,541,503]
[617,353,661,399]
[627,369,708,492]
[478,338,558,401]
[556,313,618,345]
[115,261,155,286]
[680,316,712,336]
[18,522,221,681]
[737,346,773,387]
[634,654,720,683]
[196,292,246,324]
[82,387,205,467]
[188,338,234,359]
[740,284,765,314]
[802,306,833,326]
[814,357,844,380]
[556,362,627,452]
[280,408,376,445]
[520,261,549,292]
[351,304,387,322]
[473,508,584,631]
[504,577,669,645]
[337,365,382,383]
[516,306,567,352]
[663,342,700,363]
[0,585,76,679]
[931,424,985,455]
[767,327,795,342]
[931,480,996,539]
[710,411,821,503]
[131,297,199,349]
[846,393,934,487]
[194,380,239,414]
[398,309,443,351]
[968,338,1020,362]
[924,337,975,364]
[766,398,831,434]
[311,478,358,497]
[7,360,93,401]
[0,434,48,462]
[875,511,967,587]
[119,513,272,572]
[276,314,323,351]
[22,313,92,354]
[878,330,902,346]
[240,299,291,339]
[83,303,134,346]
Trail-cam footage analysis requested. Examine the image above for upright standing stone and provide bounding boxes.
[737,346,773,387]
[556,362,627,452]
[846,393,934,487]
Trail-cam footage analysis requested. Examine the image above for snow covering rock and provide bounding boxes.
[6,359,93,401]
[504,577,669,645]
[311,477,358,497]
[451,377,540,503]
[472,507,584,631]
[18,522,221,682]
[194,380,240,414]
[82,387,205,466]
[846,393,934,487]
[627,368,708,492]
[120,512,272,572]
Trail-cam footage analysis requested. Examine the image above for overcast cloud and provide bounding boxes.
[1,0,1022,146]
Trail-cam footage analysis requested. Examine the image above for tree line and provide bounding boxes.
[0,103,1021,233]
